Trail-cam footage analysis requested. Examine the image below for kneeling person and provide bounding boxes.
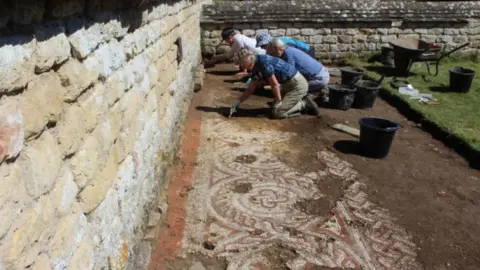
[268,38,329,94]
[205,28,264,76]
[230,49,320,118]
[256,32,315,58]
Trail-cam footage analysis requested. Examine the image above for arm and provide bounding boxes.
[235,68,249,78]
[284,50,295,67]
[206,53,229,66]
[267,75,281,102]
[225,39,241,59]
[238,81,258,103]
[256,81,268,87]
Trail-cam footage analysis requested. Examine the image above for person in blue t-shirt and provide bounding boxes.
[267,38,330,96]
[229,48,320,118]
[256,32,315,58]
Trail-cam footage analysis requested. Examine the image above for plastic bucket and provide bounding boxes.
[381,46,394,67]
[358,117,400,159]
[353,80,382,109]
[393,55,410,73]
[328,84,356,110]
[340,67,364,85]
[449,67,475,93]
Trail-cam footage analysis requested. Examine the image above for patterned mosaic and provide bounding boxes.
[182,119,421,270]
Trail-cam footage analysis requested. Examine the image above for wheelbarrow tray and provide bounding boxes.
[416,48,442,61]
[389,38,432,61]
[387,38,471,76]
[388,38,448,75]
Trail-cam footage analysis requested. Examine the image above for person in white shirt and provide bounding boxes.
[205,28,265,77]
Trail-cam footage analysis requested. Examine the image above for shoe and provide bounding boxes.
[303,94,321,116]
[284,112,301,118]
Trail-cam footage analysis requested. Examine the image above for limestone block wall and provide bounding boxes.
[201,0,480,64]
[0,0,207,269]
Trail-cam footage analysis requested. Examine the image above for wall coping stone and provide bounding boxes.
[201,0,480,23]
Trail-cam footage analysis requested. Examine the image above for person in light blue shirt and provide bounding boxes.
[268,38,330,95]
[256,32,315,58]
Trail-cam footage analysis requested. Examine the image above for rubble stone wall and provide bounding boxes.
[201,0,480,64]
[0,0,208,269]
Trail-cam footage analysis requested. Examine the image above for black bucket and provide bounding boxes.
[328,84,356,110]
[340,67,364,85]
[353,80,382,109]
[359,117,400,159]
[393,55,410,74]
[449,67,475,93]
[381,46,394,67]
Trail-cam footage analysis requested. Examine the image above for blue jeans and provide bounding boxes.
[307,67,330,93]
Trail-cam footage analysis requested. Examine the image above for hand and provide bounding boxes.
[272,100,282,109]
[235,71,248,78]
[229,100,241,117]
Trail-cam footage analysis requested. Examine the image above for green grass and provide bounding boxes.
[346,55,480,150]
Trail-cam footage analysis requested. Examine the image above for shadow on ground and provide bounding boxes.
[365,66,412,77]
[224,79,240,84]
[207,70,238,76]
[224,76,251,84]
[196,106,271,118]
[333,140,361,155]
[429,84,452,93]
[231,87,274,98]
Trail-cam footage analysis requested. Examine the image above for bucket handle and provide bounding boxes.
[385,127,398,131]
[349,76,362,89]
[377,75,385,84]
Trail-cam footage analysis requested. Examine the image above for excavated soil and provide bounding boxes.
[234,154,258,164]
[232,182,253,194]
[163,253,228,270]
[295,174,351,217]
[157,64,480,269]
[262,243,298,270]
[206,65,480,269]
[271,101,480,269]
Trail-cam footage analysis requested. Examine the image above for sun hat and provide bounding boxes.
[256,32,273,47]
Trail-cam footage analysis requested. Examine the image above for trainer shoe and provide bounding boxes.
[303,94,321,116]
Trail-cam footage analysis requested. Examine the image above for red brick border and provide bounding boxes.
[149,93,203,270]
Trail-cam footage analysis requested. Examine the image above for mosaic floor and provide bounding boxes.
[182,118,422,270]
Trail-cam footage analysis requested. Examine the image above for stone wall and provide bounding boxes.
[0,0,208,269]
[201,0,480,64]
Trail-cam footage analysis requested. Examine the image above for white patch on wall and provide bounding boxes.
[115,155,139,241]
[89,189,123,267]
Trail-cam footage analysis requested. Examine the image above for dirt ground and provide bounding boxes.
[160,64,480,270]
[278,108,480,270]
[163,253,228,270]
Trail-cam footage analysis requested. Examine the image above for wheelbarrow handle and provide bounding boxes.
[427,42,472,76]
[438,42,472,61]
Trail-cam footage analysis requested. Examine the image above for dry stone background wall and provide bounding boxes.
[202,21,480,64]
[201,0,480,64]
[0,0,207,269]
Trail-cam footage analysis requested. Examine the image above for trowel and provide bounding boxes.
[228,106,236,118]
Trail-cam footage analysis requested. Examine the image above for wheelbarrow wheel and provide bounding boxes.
[424,61,439,77]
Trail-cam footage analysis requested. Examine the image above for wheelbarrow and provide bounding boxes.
[388,38,472,76]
